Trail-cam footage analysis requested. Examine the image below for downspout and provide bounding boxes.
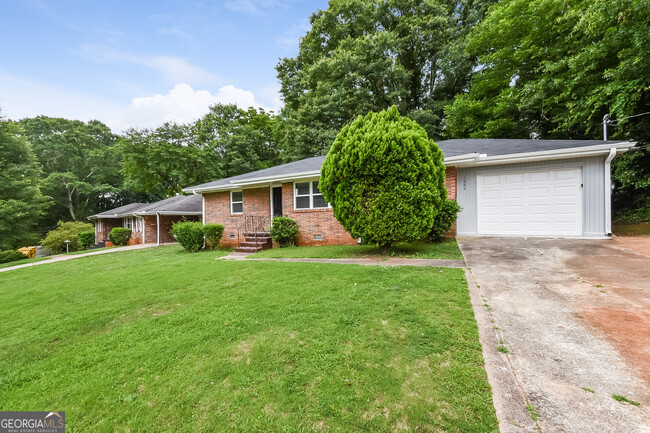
[156,213,160,246]
[604,147,616,236]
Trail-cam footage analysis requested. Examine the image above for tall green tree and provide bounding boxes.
[276,0,495,160]
[444,0,650,214]
[0,118,50,248]
[19,117,121,228]
[120,122,221,196]
[194,104,281,177]
[445,0,649,139]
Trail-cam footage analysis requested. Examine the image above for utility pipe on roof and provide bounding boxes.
[604,147,616,236]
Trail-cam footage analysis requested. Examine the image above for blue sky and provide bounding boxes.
[0,0,328,132]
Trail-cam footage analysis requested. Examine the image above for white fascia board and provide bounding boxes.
[453,142,635,167]
[229,170,321,185]
[185,171,322,193]
[134,211,203,216]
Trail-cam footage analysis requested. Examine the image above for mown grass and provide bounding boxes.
[254,238,464,260]
[0,256,51,269]
[0,245,496,432]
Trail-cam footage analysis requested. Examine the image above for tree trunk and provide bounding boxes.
[379,243,392,255]
[67,187,76,220]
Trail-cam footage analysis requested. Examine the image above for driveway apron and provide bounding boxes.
[459,236,650,433]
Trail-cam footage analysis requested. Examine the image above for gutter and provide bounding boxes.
[463,142,634,167]
[604,147,617,236]
[156,213,160,246]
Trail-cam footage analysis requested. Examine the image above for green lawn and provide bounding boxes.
[0,245,496,432]
[0,256,51,269]
[253,239,464,260]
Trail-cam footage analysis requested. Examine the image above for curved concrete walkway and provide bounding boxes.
[0,243,157,273]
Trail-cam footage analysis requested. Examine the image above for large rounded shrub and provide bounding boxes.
[78,230,96,250]
[41,220,94,252]
[109,228,132,246]
[202,224,225,250]
[172,221,204,252]
[269,217,299,247]
[429,199,462,243]
[320,106,447,253]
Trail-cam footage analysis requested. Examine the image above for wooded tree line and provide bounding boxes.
[1,0,648,248]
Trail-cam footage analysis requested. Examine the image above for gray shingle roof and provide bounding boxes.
[90,202,149,219]
[184,156,326,191]
[90,195,203,219]
[136,194,202,214]
[436,138,623,158]
[183,139,623,191]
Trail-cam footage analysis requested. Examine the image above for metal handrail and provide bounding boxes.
[237,215,270,245]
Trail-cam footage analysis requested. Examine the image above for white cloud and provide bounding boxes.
[0,72,280,134]
[74,44,219,85]
[113,83,276,132]
[225,0,287,16]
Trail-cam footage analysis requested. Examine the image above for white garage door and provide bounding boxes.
[477,167,583,236]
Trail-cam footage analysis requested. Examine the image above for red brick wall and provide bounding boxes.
[204,187,270,247]
[444,167,457,236]
[157,215,200,244]
[201,168,460,247]
[445,167,457,200]
[281,182,357,246]
[95,214,199,245]
[95,218,121,244]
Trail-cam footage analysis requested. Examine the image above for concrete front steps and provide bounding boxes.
[234,232,272,253]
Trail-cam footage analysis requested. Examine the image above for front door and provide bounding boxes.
[272,187,283,217]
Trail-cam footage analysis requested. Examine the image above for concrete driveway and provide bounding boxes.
[459,236,650,433]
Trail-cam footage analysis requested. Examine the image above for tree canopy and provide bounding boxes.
[0,119,49,248]
[276,0,495,160]
[19,116,126,229]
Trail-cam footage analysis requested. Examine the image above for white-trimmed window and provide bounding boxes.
[294,181,329,210]
[123,217,133,229]
[231,191,243,214]
[135,217,144,232]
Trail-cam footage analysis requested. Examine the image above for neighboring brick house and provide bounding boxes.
[89,195,202,246]
[183,139,634,249]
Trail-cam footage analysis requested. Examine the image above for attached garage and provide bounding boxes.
[476,167,582,236]
[437,139,636,239]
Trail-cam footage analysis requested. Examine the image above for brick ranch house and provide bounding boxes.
[182,139,634,251]
[89,195,202,246]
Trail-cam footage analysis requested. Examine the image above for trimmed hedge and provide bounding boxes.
[109,228,132,246]
[78,231,96,250]
[172,221,204,253]
[270,217,299,247]
[0,250,28,264]
[429,199,462,243]
[203,224,225,250]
